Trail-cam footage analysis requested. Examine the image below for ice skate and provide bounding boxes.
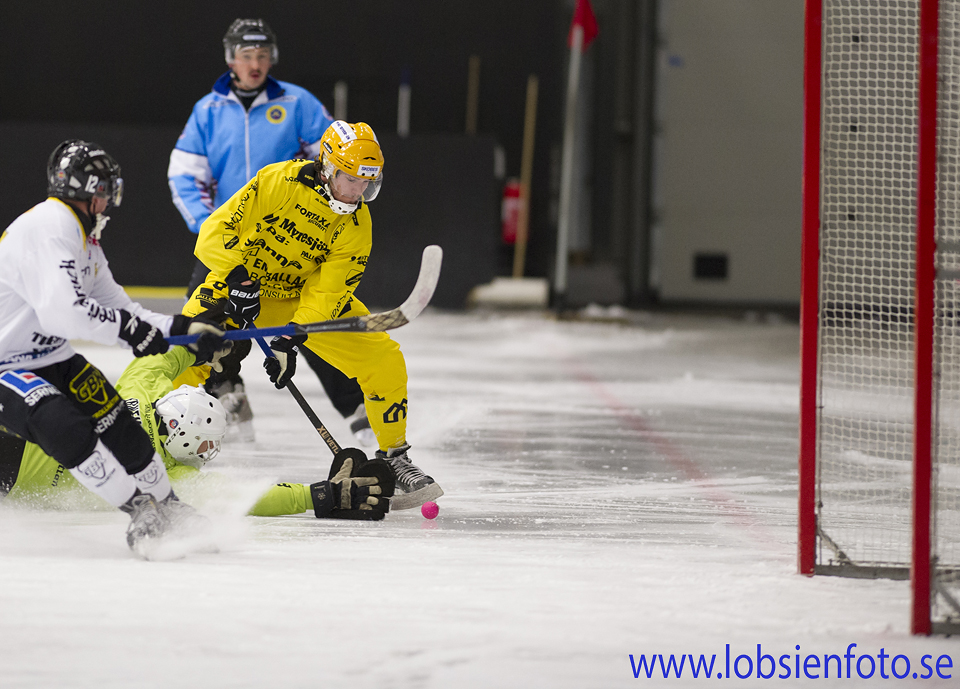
[120,492,169,559]
[376,444,443,510]
[157,494,219,554]
[346,403,377,448]
[159,495,211,535]
[210,380,255,443]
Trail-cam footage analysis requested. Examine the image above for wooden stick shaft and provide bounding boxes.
[512,74,539,278]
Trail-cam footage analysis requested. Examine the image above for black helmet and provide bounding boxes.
[223,18,278,65]
[46,140,123,207]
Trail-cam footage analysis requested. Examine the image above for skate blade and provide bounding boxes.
[390,483,444,511]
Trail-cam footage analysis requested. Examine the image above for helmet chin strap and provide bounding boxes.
[85,196,110,240]
[317,178,359,215]
[91,213,110,240]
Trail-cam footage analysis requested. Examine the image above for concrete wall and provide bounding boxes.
[653,0,803,304]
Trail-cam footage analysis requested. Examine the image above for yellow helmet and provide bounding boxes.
[317,121,384,214]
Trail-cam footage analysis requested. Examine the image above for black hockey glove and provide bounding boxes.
[118,310,169,357]
[263,332,307,389]
[223,265,261,329]
[310,455,387,520]
[171,314,230,371]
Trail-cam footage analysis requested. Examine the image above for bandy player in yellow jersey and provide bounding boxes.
[177,121,441,510]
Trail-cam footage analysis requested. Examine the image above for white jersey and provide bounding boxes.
[0,198,173,372]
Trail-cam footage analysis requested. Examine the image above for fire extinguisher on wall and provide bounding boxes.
[501,178,521,245]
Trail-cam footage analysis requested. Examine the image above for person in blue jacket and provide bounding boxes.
[167,18,374,448]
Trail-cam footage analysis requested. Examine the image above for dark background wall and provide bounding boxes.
[0,2,805,309]
[0,124,499,309]
[0,0,570,305]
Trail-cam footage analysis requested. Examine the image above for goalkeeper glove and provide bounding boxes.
[310,455,390,520]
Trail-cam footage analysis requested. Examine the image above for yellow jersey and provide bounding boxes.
[194,159,372,324]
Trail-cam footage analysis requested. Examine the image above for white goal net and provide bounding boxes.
[817,0,919,572]
[812,0,960,630]
[933,0,960,624]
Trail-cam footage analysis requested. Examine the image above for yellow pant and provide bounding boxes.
[174,290,409,452]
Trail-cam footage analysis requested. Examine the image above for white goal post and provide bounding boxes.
[799,0,960,635]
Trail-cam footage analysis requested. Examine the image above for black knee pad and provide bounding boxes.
[25,397,98,469]
[0,433,27,495]
[96,404,156,475]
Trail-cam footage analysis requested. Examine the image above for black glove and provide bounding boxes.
[263,332,307,389]
[223,265,261,329]
[171,314,229,370]
[310,455,386,519]
[118,310,168,357]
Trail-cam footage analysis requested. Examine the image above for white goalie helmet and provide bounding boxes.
[155,385,227,468]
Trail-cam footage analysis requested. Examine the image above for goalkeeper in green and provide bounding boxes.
[0,347,388,519]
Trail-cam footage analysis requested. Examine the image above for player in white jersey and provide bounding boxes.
[0,140,228,557]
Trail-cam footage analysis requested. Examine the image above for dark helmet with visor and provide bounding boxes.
[223,18,278,64]
[46,140,123,207]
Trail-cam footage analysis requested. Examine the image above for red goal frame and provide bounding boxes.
[798,0,940,636]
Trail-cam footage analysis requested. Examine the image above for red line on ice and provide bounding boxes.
[560,352,780,548]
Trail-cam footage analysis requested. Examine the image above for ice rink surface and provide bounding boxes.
[1,307,958,688]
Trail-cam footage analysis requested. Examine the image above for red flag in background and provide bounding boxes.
[567,0,598,51]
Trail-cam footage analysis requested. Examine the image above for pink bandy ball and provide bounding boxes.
[421,501,439,519]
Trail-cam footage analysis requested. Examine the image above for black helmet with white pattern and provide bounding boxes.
[46,139,123,207]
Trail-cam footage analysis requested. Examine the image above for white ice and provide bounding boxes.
[1,308,957,688]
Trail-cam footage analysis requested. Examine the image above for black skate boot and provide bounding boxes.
[157,493,218,553]
[209,379,255,442]
[376,444,443,510]
[120,491,168,559]
[158,493,209,534]
[346,403,377,448]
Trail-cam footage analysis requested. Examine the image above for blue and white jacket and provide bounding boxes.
[168,72,333,234]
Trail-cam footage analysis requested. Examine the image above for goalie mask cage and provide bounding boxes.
[799,0,960,635]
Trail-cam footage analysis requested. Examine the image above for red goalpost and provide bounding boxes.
[799,0,960,635]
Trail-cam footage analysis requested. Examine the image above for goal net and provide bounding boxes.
[800,0,960,635]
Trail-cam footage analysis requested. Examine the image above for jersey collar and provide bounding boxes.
[213,72,285,100]
[295,161,321,191]
[50,197,94,245]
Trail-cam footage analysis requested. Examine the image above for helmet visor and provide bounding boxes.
[362,174,382,202]
[226,42,278,64]
[106,176,123,207]
[88,155,123,207]
[91,175,122,208]
[330,170,382,204]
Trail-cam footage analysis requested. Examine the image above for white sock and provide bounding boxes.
[68,440,137,508]
[132,452,172,501]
